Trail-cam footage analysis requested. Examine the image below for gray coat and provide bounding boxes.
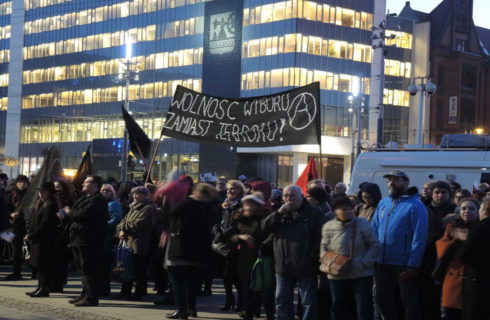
[117,199,155,255]
[320,217,380,280]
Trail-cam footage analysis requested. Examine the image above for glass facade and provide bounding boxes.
[241,0,374,140]
[0,0,411,182]
[17,0,205,177]
[381,16,415,144]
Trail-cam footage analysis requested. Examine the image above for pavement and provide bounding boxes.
[0,265,247,320]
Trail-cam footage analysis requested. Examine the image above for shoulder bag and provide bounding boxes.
[319,220,357,276]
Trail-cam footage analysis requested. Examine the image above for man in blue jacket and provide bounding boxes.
[372,170,428,320]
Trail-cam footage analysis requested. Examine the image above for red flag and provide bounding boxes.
[295,157,319,193]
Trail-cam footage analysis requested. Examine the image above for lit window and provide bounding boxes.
[244,1,373,31]
[386,30,413,49]
[303,1,317,20]
[22,78,202,109]
[24,25,157,59]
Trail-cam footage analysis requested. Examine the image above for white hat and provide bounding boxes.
[241,194,265,205]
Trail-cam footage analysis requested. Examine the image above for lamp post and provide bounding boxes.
[372,14,398,147]
[349,77,366,171]
[408,76,436,145]
[119,38,140,182]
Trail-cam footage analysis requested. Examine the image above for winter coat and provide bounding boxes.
[320,217,380,280]
[4,188,27,234]
[117,199,155,255]
[213,198,242,278]
[28,199,59,268]
[104,200,122,253]
[460,218,490,320]
[223,215,268,280]
[261,199,326,278]
[436,220,469,309]
[355,203,376,222]
[372,188,428,268]
[318,202,334,221]
[68,192,109,248]
[166,198,217,263]
[0,196,8,232]
[422,201,457,272]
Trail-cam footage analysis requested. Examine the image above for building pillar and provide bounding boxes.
[408,22,431,144]
[343,156,352,186]
[3,1,24,176]
[292,153,308,184]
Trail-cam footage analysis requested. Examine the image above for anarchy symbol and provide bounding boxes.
[287,92,317,130]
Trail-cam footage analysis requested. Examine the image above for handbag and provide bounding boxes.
[319,220,357,276]
[211,218,234,257]
[250,252,274,291]
[212,239,232,257]
[111,240,134,283]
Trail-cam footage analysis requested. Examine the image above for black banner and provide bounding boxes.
[162,83,321,147]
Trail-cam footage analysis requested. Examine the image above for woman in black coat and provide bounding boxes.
[25,182,59,297]
[222,192,269,320]
[165,183,218,319]
[50,180,75,293]
[213,179,246,312]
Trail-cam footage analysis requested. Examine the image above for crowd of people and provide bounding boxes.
[0,170,489,320]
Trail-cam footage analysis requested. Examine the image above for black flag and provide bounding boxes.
[19,146,65,216]
[72,145,92,193]
[121,105,152,162]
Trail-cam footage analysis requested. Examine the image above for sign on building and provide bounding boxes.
[448,96,458,124]
[209,11,236,55]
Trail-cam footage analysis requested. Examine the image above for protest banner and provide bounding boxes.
[162,83,321,147]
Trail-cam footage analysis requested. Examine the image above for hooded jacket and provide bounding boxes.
[372,187,428,269]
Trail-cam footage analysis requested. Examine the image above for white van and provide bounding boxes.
[348,149,490,196]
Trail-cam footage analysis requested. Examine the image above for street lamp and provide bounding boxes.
[119,37,140,182]
[349,77,366,171]
[372,15,398,147]
[408,76,437,145]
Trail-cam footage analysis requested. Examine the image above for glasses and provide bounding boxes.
[101,189,112,193]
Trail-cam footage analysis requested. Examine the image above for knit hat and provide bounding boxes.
[15,174,29,183]
[131,186,149,195]
[306,187,328,203]
[271,188,283,200]
[332,196,354,210]
[242,193,265,206]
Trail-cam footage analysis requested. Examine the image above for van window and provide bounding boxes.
[481,173,490,184]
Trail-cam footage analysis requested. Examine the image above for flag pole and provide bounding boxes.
[319,141,323,178]
[145,136,163,184]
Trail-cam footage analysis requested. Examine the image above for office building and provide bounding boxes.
[0,0,416,185]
